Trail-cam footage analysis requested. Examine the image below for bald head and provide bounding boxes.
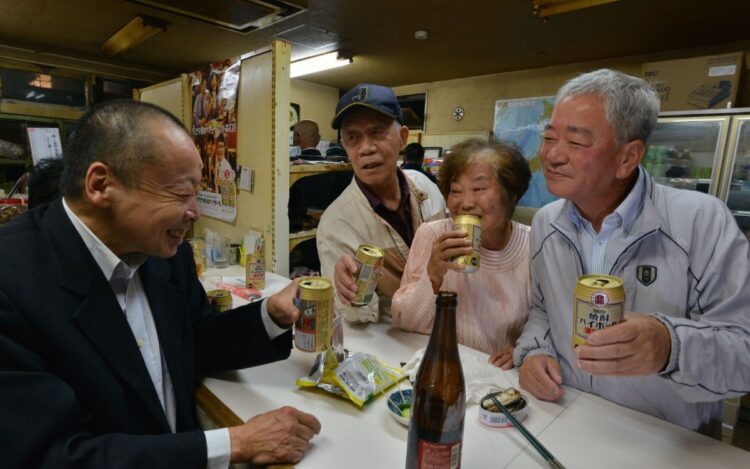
[60,99,188,200]
[293,120,320,149]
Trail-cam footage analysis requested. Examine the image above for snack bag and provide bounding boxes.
[334,352,406,407]
[295,347,345,397]
[296,349,406,407]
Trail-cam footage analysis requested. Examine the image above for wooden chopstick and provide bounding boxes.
[488,395,565,469]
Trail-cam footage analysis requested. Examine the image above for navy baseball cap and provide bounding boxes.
[331,83,404,129]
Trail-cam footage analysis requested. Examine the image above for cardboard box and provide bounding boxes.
[642,52,744,111]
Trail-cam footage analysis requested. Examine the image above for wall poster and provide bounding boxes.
[190,58,240,221]
[493,96,558,208]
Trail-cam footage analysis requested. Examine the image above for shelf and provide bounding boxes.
[652,177,712,192]
[0,157,27,166]
[288,163,352,254]
[289,228,317,251]
[652,176,711,183]
[289,162,351,185]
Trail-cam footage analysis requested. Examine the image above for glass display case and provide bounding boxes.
[645,110,750,239]
[644,116,730,195]
[722,116,750,239]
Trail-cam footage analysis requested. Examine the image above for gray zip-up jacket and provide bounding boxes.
[514,171,750,432]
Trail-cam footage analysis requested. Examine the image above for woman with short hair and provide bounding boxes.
[392,138,532,369]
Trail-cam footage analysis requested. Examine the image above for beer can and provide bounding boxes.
[207,289,232,313]
[294,277,333,352]
[188,238,206,278]
[452,214,481,272]
[245,252,265,290]
[572,274,625,348]
[352,244,384,306]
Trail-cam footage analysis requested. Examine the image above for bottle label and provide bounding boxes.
[417,440,461,469]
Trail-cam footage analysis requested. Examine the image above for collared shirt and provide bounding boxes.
[62,198,287,469]
[567,167,646,274]
[63,199,178,432]
[401,162,437,183]
[355,169,415,246]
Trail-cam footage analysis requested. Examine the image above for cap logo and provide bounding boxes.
[352,85,369,103]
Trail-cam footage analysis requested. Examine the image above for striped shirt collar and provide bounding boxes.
[567,166,645,234]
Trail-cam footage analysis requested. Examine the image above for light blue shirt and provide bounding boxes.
[567,168,646,274]
[62,199,286,468]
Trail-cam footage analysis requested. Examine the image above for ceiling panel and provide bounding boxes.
[0,0,748,89]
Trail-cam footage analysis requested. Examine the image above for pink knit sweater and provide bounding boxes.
[391,218,531,355]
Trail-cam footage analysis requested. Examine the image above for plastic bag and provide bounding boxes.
[296,349,406,407]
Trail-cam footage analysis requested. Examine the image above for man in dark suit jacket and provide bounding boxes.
[0,100,320,468]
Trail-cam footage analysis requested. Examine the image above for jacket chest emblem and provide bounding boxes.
[636,265,657,286]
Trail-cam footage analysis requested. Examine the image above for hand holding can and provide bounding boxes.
[572,274,625,349]
[294,277,333,352]
[351,244,384,307]
[427,230,474,293]
[451,214,481,272]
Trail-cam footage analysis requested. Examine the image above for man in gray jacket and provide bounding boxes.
[513,69,750,435]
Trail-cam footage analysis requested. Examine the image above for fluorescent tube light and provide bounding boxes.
[532,0,620,18]
[290,51,353,78]
[102,15,168,56]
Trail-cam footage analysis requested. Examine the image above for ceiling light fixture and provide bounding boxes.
[290,50,353,78]
[101,15,168,56]
[532,0,620,18]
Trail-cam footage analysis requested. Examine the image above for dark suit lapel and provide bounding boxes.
[72,287,171,431]
[41,200,170,431]
[140,258,194,429]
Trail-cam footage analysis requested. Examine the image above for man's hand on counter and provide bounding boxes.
[519,354,566,401]
[266,278,301,328]
[229,406,321,465]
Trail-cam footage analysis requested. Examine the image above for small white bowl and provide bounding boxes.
[478,396,528,428]
[386,389,412,426]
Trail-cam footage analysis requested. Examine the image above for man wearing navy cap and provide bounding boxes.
[317,84,434,323]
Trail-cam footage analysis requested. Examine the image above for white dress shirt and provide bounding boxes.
[567,168,647,274]
[62,198,287,468]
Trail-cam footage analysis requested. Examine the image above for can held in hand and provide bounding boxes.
[245,252,265,290]
[452,214,481,272]
[352,244,384,306]
[207,289,232,313]
[294,277,333,352]
[573,274,625,348]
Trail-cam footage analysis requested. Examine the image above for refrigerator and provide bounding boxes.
[644,109,750,239]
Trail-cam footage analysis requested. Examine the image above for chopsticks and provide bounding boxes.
[488,395,565,469]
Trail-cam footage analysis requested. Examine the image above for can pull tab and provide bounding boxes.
[593,279,609,287]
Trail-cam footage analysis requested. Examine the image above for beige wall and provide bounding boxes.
[138,75,191,127]
[393,39,750,137]
[290,79,340,143]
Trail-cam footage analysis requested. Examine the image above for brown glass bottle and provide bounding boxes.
[405,291,465,469]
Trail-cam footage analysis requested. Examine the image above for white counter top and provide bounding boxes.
[201,265,288,304]
[199,308,748,468]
